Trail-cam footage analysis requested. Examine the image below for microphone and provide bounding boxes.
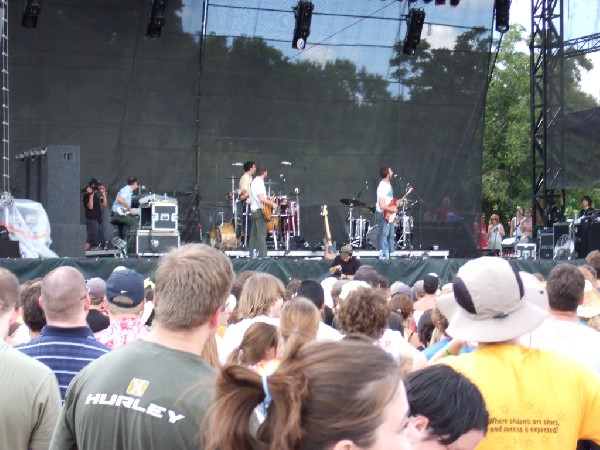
[281,161,292,166]
[232,162,243,166]
[393,174,398,178]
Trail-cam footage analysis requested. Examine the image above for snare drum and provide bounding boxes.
[217,223,239,250]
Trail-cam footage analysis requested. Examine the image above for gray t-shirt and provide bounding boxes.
[0,342,61,450]
[51,339,217,450]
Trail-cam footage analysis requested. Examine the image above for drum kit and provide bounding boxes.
[210,176,302,251]
[341,195,415,250]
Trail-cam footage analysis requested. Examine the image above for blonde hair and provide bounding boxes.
[279,297,320,355]
[238,273,284,319]
[202,334,221,369]
[584,315,600,332]
[154,244,234,330]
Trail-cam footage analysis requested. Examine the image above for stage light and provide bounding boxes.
[21,0,42,29]
[494,0,510,33]
[146,0,168,38]
[402,8,426,56]
[292,0,314,50]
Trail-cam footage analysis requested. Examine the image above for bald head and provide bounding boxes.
[41,266,88,323]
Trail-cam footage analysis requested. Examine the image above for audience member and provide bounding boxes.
[220,273,284,362]
[436,257,600,449]
[337,286,426,373]
[405,365,488,450]
[353,265,379,287]
[226,322,278,366]
[0,268,61,450]
[524,263,600,374]
[203,339,412,450]
[21,280,46,340]
[51,244,235,449]
[85,277,109,332]
[16,266,110,401]
[284,278,302,302]
[413,273,439,324]
[389,292,416,341]
[279,297,320,356]
[412,279,426,300]
[296,279,342,341]
[94,268,148,349]
[585,250,600,290]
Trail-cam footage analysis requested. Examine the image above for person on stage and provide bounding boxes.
[509,206,523,241]
[376,166,399,259]
[238,161,256,245]
[82,178,107,250]
[580,196,594,218]
[111,176,140,234]
[328,244,361,280]
[249,167,278,258]
[521,207,533,241]
[487,213,505,252]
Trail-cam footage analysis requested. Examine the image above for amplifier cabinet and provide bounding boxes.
[140,202,178,231]
[516,243,536,260]
[128,230,180,257]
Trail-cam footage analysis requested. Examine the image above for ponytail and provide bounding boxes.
[202,363,308,450]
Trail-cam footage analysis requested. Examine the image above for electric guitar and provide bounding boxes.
[321,205,336,259]
[383,185,414,224]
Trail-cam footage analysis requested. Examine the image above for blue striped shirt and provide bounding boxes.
[16,325,110,401]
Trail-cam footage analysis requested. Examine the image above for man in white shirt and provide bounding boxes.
[249,167,278,257]
[110,176,139,233]
[523,263,600,374]
[375,166,399,259]
[239,161,256,247]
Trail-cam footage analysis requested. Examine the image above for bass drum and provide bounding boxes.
[366,224,379,250]
[217,223,239,250]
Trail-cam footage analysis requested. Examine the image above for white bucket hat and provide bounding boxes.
[436,257,548,342]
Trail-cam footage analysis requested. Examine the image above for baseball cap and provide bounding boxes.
[86,277,106,300]
[436,257,548,343]
[340,244,353,254]
[105,269,145,308]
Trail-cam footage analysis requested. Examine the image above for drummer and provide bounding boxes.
[328,244,361,280]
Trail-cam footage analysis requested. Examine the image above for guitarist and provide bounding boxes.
[249,167,278,258]
[111,176,140,235]
[376,166,401,259]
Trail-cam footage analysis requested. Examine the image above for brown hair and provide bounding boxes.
[40,267,88,322]
[106,298,144,317]
[0,268,20,314]
[585,250,600,279]
[284,278,302,302]
[337,287,390,339]
[238,273,284,319]
[279,297,320,355]
[154,244,234,330]
[389,293,414,320]
[227,322,278,366]
[203,339,403,450]
[21,281,46,332]
[201,334,221,369]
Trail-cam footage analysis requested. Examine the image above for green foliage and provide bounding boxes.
[482,26,598,224]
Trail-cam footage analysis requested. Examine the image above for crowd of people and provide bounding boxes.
[1,244,600,449]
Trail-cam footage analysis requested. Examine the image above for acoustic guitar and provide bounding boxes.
[383,185,414,224]
[262,203,272,222]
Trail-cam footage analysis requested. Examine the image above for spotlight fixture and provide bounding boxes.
[21,0,42,29]
[292,0,314,50]
[146,0,168,38]
[494,0,510,33]
[402,8,426,56]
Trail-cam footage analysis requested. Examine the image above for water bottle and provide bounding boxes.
[163,193,167,201]
[252,249,258,259]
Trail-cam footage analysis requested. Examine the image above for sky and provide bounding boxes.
[510,0,600,102]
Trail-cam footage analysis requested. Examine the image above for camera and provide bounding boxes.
[81,178,100,193]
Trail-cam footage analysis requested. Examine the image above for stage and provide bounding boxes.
[0,252,576,288]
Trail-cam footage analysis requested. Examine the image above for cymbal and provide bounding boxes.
[340,198,368,208]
